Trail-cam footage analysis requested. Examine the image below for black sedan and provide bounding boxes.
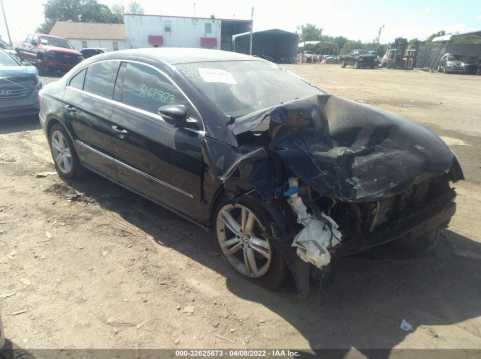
[340,49,377,69]
[39,49,463,293]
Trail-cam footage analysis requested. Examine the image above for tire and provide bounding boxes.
[48,124,83,179]
[341,61,346,68]
[354,61,360,69]
[214,196,288,290]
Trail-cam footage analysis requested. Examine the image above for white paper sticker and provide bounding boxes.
[198,68,237,85]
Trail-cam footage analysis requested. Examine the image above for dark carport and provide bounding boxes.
[232,29,298,64]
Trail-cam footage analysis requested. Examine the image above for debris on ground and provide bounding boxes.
[44,183,93,204]
[400,319,414,332]
[182,306,195,314]
[9,309,28,316]
[0,291,16,299]
[19,278,31,286]
[35,171,57,178]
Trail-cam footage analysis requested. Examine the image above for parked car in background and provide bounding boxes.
[39,48,462,292]
[341,49,377,68]
[16,34,83,75]
[438,53,478,74]
[0,49,41,119]
[80,48,106,59]
[322,55,338,64]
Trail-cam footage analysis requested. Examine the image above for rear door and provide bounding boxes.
[63,60,122,181]
[109,61,205,219]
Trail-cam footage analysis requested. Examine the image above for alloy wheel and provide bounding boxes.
[216,204,272,278]
[50,130,73,175]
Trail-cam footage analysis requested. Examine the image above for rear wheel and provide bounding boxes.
[341,61,346,68]
[48,124,83,179]
[354,61,360,69]
[215,196,288,289]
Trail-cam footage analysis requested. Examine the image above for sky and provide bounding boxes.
[0,0,480,44]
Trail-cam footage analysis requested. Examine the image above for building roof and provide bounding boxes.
[123,13,252,23]
[50,21,126,40]
[233,28,297,40]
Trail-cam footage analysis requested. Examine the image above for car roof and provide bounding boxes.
[98,48,261,65]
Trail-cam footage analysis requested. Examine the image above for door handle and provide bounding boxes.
[112,125,128,134]
[64,104,76,113]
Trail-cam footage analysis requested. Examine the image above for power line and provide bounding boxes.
[0,0,12,46]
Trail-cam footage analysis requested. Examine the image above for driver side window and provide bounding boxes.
[114,62,195,120]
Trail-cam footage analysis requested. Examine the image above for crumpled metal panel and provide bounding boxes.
[214,94,463,201]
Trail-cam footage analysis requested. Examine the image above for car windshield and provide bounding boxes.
[177,60,321,118]
[0,51,19,66]
[447,55,463,61]
[39,36,71,49]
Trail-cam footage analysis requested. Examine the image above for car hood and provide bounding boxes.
[0,65,38,78]
[214,94,463,202]
[39,45,81,56]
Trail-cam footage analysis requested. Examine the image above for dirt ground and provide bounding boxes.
[1,65,481,354]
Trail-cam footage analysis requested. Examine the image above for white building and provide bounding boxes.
[123,14,251,51]
[49,21,128,51]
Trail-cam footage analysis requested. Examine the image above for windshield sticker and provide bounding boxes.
[198,68,237,85]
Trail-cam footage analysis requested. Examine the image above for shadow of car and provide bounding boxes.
[54,174,481,355]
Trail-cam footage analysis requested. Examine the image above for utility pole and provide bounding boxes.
[249,6,254,55]
[376,24,385,44]
[0,0,12,46]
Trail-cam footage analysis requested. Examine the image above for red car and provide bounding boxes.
[16,34,83,75]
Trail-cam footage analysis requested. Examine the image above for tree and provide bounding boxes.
[297,24,323,42]
[332,36,348,53]
[340,39,363,54]
[127,1,144,15]
[110,3,125,23]
[426,30,446,42]
[37,0,123,33]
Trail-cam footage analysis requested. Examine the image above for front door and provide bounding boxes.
[109,61,205,220]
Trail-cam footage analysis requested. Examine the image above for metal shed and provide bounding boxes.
[232,29,298,64]
[416,31,481,70]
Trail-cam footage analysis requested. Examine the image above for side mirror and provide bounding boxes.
[31,40,38,46]
[157,104,188,125]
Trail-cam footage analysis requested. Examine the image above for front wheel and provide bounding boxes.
[214,196,288,290]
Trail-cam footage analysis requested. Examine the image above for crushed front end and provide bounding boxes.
[204,94,463,294]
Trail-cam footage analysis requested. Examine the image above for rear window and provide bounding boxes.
[84,61,119,99]
[69,69,86,89]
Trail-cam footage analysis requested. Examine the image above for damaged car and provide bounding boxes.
[39,49,463,293]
